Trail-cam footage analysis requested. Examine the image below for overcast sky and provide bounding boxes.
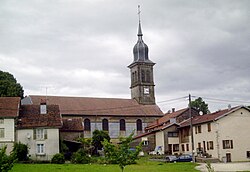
[1,0,250,113]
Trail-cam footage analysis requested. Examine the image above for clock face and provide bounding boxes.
[144,87,150,94]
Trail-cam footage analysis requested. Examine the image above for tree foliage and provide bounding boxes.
[12,142,28,161]
[0,146,16,172]
[51,153,65,164]
[71,148,90,164]
[190,97,210,114]
[91,130,110,155]
[102,132,142,172]
[0,70,24,98]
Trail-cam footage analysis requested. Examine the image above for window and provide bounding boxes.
[0,119,4,124]
[37,144,45,154]
[120,119,126,131]
[34,129,47,140]
[102,119,109,131]
[136,119,142,131]
[195,125,202,134]
[207,141,214,150]
[247,151,250,158]
[182,144,185,152]
[0,128,4,138]
[223,140,233,149]
[141,70,145,82]
[207,123,211,132]
[168,132,178,137]
[173,144,179,152]
[142,140,149,146]
[186,144,189,151]
[146,70,150,82]
[84,118,91,131]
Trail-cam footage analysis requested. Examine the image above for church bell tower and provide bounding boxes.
[128,7,155,105]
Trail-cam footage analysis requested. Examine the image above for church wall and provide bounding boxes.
[63,115,161,139]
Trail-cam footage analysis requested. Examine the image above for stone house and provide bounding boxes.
[17,102,62,161]
[179,106,250,162]
[132,108,199,154]
[0,97,20,154]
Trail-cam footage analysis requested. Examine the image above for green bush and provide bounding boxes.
[0,146,16,172]
[71,148,90,164]
[51,153,65,164]
[12,142,28,161]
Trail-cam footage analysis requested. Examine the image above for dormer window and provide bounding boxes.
[40,101,47,114]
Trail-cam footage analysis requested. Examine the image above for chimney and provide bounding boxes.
[172,108,175,113]
[40,99,47,114]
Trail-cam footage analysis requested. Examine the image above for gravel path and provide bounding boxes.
[196,162,250,172]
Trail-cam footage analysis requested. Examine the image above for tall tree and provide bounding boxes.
[190,97,210,114]
[0,70,24,98]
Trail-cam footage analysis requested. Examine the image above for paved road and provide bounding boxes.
[196,162,250,172]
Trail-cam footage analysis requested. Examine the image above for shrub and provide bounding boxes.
[71,148,90,164]
[0,146,16,172]
[51,153,65,164]
[12,142,28,161]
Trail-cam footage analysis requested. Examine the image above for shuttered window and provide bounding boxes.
[223,140,233,149]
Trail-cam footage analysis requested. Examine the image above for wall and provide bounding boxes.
[217,108,250,162]
[0,118,15,154]
[17,128,60,161]
[75,115,160,139]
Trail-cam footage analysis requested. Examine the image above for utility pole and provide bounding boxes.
[189,94,195,162]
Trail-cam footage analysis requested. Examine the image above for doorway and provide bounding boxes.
[226,153,232,162]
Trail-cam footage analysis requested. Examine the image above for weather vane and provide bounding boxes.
[138,5,141,22]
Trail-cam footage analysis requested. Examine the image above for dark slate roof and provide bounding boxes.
[60,118,83,132]
[0,97,20,118]
[18,104,62,129]
[132,22,153,63]
[23,95,164,117]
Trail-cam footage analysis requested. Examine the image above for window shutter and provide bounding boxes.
[231,140,233,149]
[222,140,225,149]
[44,129,47,139]
[33,129,36,140]
[207,142,209,150]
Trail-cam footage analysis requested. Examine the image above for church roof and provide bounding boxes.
[22,95,163,117]
[0,97,20,118]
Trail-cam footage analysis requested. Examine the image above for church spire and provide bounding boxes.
[128,5,156,105]
[133,5,150,62]
[137,5,143,37]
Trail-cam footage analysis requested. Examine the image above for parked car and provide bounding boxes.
[149,146,164,155]
[169,154,193,162]
[165,155,177,162]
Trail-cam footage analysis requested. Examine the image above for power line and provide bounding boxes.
[193,95,250,104]
[157,96,188,104]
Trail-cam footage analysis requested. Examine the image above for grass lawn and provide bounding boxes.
[10,157,199,172]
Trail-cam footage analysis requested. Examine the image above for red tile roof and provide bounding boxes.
[0,97,20,117]
[18,105,62,129]
[26,95,164,117]
[61,118,83,132]
[146,108,189,130]
[179,106,240,127]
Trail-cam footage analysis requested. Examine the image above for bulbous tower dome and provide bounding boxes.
[133,22,149,62]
